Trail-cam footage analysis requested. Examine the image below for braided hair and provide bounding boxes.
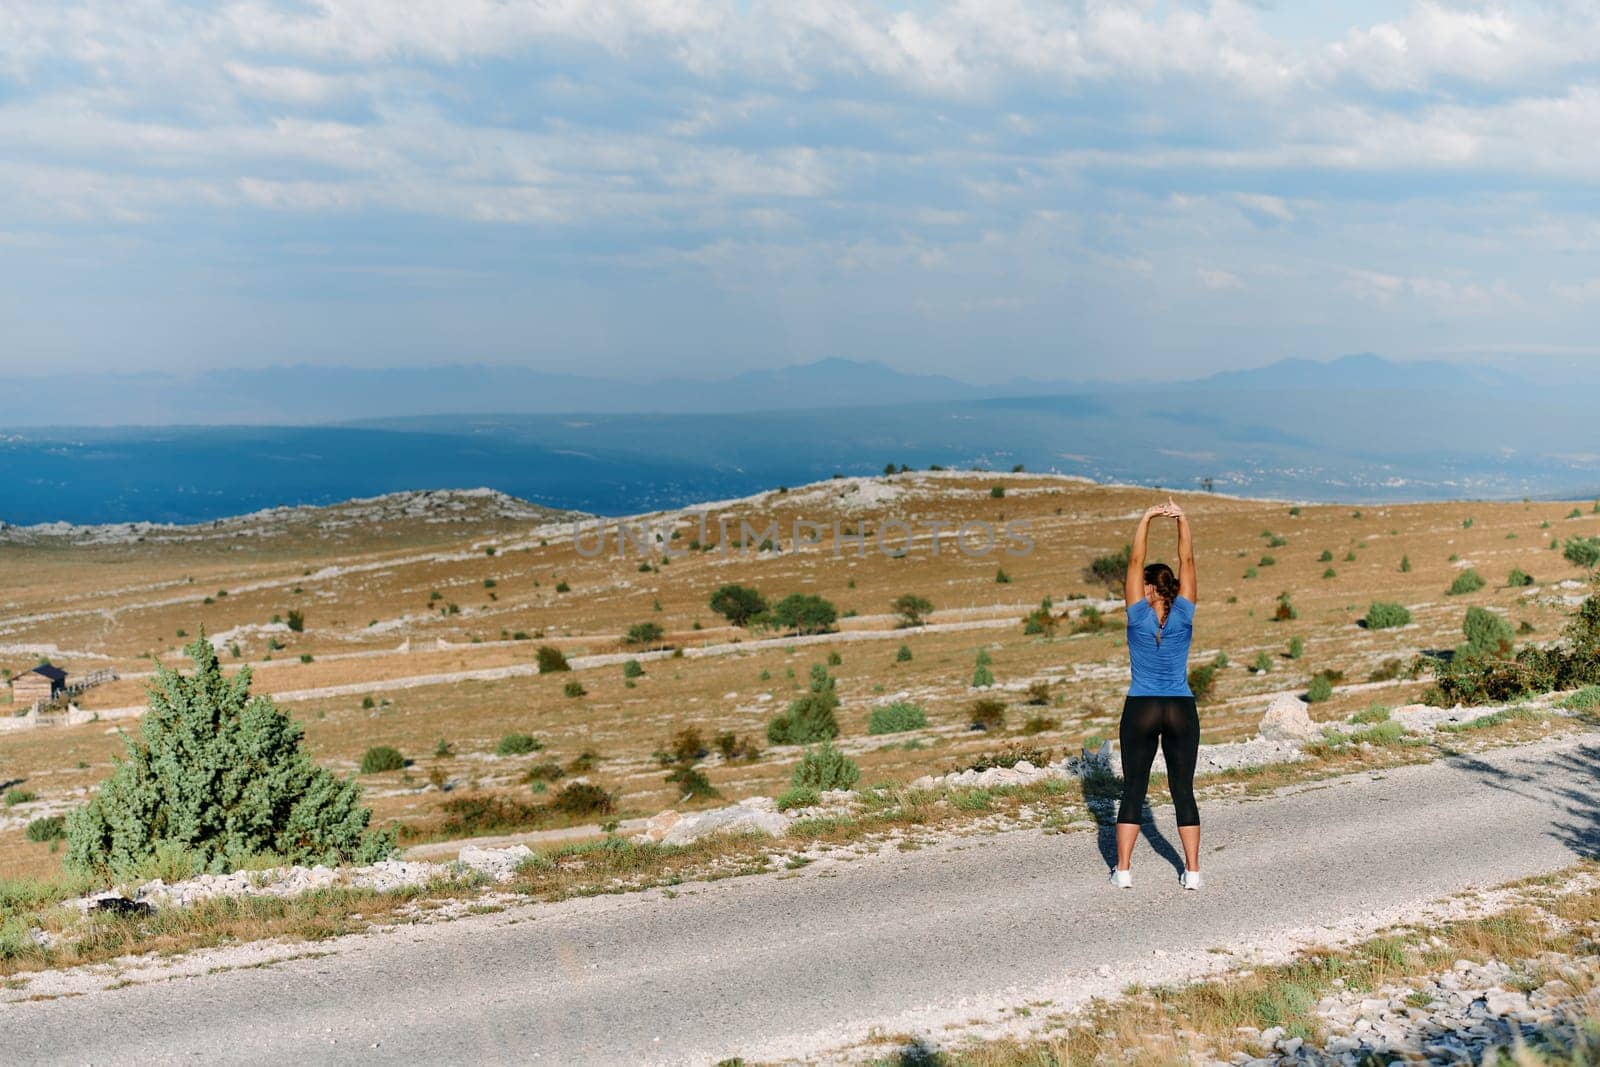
[1143,562,1179,624]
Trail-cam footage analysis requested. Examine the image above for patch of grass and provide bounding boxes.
[1348,705,1391,726]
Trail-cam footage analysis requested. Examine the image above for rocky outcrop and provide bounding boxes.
[1258,693,1322,741]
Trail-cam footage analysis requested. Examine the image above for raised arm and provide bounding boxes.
[1173,501,1197,603]
[1125,505,1162,606]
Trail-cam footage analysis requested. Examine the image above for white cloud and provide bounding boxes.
[1198,267,1244,290]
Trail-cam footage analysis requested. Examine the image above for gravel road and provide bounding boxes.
[4,735,1595,1066]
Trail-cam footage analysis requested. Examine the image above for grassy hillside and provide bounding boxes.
[3,473,1597,882]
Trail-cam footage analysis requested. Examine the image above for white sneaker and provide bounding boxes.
[1109,868,1133,889]
[1180,869,1203,891]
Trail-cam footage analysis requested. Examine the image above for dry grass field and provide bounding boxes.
[4,474,1598,884]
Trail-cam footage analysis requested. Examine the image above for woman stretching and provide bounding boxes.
[1110,498,1202,890]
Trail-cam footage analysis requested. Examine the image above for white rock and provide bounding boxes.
[1258,693,1321,741]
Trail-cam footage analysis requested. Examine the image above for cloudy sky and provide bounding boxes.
[5,0,1600,383]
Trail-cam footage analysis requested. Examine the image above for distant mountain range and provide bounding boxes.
[3,354,1559,426]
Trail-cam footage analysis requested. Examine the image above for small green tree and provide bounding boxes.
[709,584,767,627]
[769,593,838,635]
[1447,569,1487,596]
[892,594,934,628]
[285,609,305,633]
[622,659,645,679]
[1084,544,1132,593]
[1459,606,1514,661]
[767,664,841,745]
[972,648,995,687]
[623,621,665,648]
[1287,636,1305,659]
[66,636,393,875]
[1306,673,1334,703]
[536,646,570,673]
[1507,568,1535,587]
[895,644,913,663]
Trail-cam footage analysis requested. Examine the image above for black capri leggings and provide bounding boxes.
[1117,695,1201,827]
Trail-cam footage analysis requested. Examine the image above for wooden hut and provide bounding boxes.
[10,665,66,706]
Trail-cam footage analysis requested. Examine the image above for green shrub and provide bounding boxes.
[1460,606,1514,660]
[1318,549,1333,562]
[623,621,665,648]
[548,782,614,817]
[1351,720,1408,746]
[554,580,571,593]
[1563,537,1600,569]
[1420,582,1600,707]
[767,664,841,745]
[895,644,913,663]
[972,652,995,688]
[1306,673,1334,703]
[1259,555,1277,567]
[1349,705,1391,725]
[536,646,570,673]
[1322,568,1337,579]
[775,786,820,811]
[1251,651,1272,674]
[1274,591,1297,621]
[892,594,933,628]
[286,609,305,633]
[4,788,36,806]
[990,485,1005,499]
[1364,601,1412,630]
[790,741,861,792]
[968,697,1007,731]
[359,746,406,774]
[1022,598,1058,636]
[1187,653,1228,702]
[622,659,645,679]
[1071,604,1108,635]
[1024,680,1051,705]
[966,746,1054,773]
[434,739,454,758]
[434,794,546,837]
[26,815,66,843]
[995,567,1011,584]
[1084,544,1131,593]
[665,765,718,799]
[1507,568,1535,587]
[1399,555,1411,573]
[563,680,586,699]
[496,733,541,756]
[709,584,767,627]
[826,650,842,667]
[1447,569,1486,596]
[769,593,838,635]
[65,637,393,875]
[868,701,927,735]
[523,760,565,784]
[1560,685,1600,711]
[1287,636,1304,659]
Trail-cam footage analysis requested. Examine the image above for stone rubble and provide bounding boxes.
[1217,954,1599,1067]
[65,845,541,914]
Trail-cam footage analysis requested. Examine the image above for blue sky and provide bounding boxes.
[4,0,1600,384]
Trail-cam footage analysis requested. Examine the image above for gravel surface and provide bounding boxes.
[1,734,1594,1066]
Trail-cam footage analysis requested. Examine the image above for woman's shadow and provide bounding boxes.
[1079,759,1186,875]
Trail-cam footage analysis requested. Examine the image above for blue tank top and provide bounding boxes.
[1126,595,1195,697]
